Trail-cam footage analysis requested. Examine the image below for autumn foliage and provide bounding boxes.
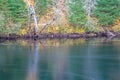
[0,0,120,35]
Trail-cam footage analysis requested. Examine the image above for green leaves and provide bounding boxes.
[0,0,120,34]
[0,0,28,34]
[35,0,48,15]
[94,0,120,27]
[8,0,27,22]
[69,0,86,28]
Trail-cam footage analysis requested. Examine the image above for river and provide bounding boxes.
[0,38,120,80]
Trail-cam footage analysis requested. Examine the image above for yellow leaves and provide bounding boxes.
[114,19,120,25]
[55,26,59,31]
[38,3,69,29]
[67,27,74,33]
[47,26,86,34]
[29,0,35,6]
[112,19,120,32]
[19,29,27,35]
[47,26,60,33]
[39,8,53,25]
[112,25,120,32]
[47,26,53,33]
[68,27,85,34]
[79,28,85,34]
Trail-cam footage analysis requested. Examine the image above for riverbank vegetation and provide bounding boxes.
[0,0,120,38]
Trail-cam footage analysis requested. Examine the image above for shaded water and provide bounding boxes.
[0,38,120,80]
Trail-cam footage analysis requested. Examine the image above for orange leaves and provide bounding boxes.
[114,19,120,25]
[29,0,34,6]
[24,0,34,6]
[79,28,85,34]
[112,19,120,32]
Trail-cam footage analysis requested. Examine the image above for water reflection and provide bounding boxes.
[51,46,69,80]
[26,41,39,80]
[84,43,102,80]
[0,39,120,80]
[83,41,120,80]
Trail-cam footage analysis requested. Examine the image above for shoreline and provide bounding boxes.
[0,31,118,40]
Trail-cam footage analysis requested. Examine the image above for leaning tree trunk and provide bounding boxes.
[39,0,69,33]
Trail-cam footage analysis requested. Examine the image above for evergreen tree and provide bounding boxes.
[0,0,11,33]
[35,0,48,15]
[8,0,28,22]
[0,0,28,33]
[69,0,86,28]
[94,0,120,27]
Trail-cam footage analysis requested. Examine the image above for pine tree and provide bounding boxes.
[0,0,28,33]
[94,0,120,27]
[8,0,28,22]
[69,0,86,28]
[0,0,11,33]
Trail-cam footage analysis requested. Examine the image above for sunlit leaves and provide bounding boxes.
[19,29,27,35]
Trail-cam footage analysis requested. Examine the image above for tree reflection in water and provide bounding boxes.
[84,42,102,80]
[26,41,39,80]
[52,46,69,80]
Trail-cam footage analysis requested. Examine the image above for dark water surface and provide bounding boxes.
[0,38,120,80]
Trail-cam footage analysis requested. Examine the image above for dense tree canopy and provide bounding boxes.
[0,0,120,34]
[0,0,27,33]
[94,0,120,27]
[69,0,86,28]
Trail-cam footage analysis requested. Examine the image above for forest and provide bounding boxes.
[0,0,120,38]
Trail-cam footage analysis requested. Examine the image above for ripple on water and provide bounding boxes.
[37,70,95,80]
